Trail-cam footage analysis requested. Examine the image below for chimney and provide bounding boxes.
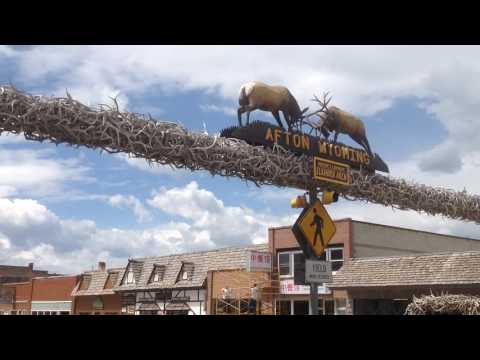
[98,262,106,271]
[28,262,34,270]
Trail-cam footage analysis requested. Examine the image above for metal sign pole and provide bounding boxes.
[309,188,319,316]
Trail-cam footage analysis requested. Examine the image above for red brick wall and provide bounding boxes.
[73,294,122,314]
[3,282,32,312]
[31,276,79,301]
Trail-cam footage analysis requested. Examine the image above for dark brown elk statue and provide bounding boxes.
[237,81,309,131]
[312,93,374,158]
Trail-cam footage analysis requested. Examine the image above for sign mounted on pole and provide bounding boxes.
[305,260,332,284]
[313,157,352,186]
[292,199,336,259]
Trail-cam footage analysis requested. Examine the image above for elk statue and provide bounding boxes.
[313,93,374,158]
[237,81,309,131]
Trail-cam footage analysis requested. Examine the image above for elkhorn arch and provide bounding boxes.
[1,85,480,224]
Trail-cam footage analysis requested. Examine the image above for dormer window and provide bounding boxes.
[126,268,135,284]
[149,265,165,283]
[177,262,194,282]
[104,272,119,289]
[79,275,92,290]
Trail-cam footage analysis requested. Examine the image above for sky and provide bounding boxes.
[1,45,480,274]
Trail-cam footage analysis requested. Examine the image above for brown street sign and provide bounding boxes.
[313,157,352,186]
[292,199,336,259]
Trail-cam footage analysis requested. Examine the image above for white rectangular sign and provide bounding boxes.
[246,251,272,272]
[279,279,331,295]
[306,260,332,284]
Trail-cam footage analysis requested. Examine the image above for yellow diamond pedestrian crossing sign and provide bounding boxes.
[292,199,336,258]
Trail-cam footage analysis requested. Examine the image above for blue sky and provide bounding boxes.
[1,45,480,274]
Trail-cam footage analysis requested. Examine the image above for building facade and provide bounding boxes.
[269,219,350,315]
[329,250,480,315]
[268,218,480,315]
[2,282,32,315]
[71,262,123,315]
[0,263,50,284]
[31,275,79,315]
[0,263,51,315]
[113,244,270,315]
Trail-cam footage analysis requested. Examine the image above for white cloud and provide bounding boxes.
[108,194,152,223]
[0,149,93,197]
[6,45,480,177]
[148,181,293,247]
[0,186,293,273]
[5,45,477,115]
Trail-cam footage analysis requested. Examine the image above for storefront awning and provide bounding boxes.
[138,302,160,311]
[165,302,189,311]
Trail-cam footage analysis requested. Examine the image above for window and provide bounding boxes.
[177,262,193,282]
[126,268,135,284]
[324,299,335,315]
[335,298,347,315]
[328,247,344,272]
[149,265,165,283]
[79,275,92,290]
[294,253,305,274]
[293,300,309,315]
[104,272,119,289]
[278,247,343,278]
[276,301,292,315]
[279,253,291,276]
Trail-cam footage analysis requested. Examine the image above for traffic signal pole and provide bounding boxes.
[309,188,319,316]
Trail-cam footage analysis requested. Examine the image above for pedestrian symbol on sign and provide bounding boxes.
[310,208,325,247]
[292,199,336,258]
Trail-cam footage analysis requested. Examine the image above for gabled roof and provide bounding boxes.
[330,251,480,289]
[72,267,124,296]
[118,259,144,290]
[114,244,269,291]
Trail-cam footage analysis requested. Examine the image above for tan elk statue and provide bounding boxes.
[313,93,374,158]
[237,81,309,131]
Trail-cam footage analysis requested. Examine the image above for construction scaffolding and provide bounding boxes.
[210,269,280,315]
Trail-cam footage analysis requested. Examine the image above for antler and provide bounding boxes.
[304,91,332,119]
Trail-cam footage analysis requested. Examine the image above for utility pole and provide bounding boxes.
[308,188,319,316]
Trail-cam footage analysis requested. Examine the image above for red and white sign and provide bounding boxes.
[246,251,272,272]
[280,279,331,295]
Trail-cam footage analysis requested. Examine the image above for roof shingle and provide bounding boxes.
[330,251,480,288]
[113,244,269,291]
[72,267,124,296]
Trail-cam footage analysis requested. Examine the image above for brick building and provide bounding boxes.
[31,275,80,315]
[71,262,123,315]
[0,263,49,284]
[113,244,270,315]
[268,218,480,315]
[0,262,51,314]
[2,282,32,315]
